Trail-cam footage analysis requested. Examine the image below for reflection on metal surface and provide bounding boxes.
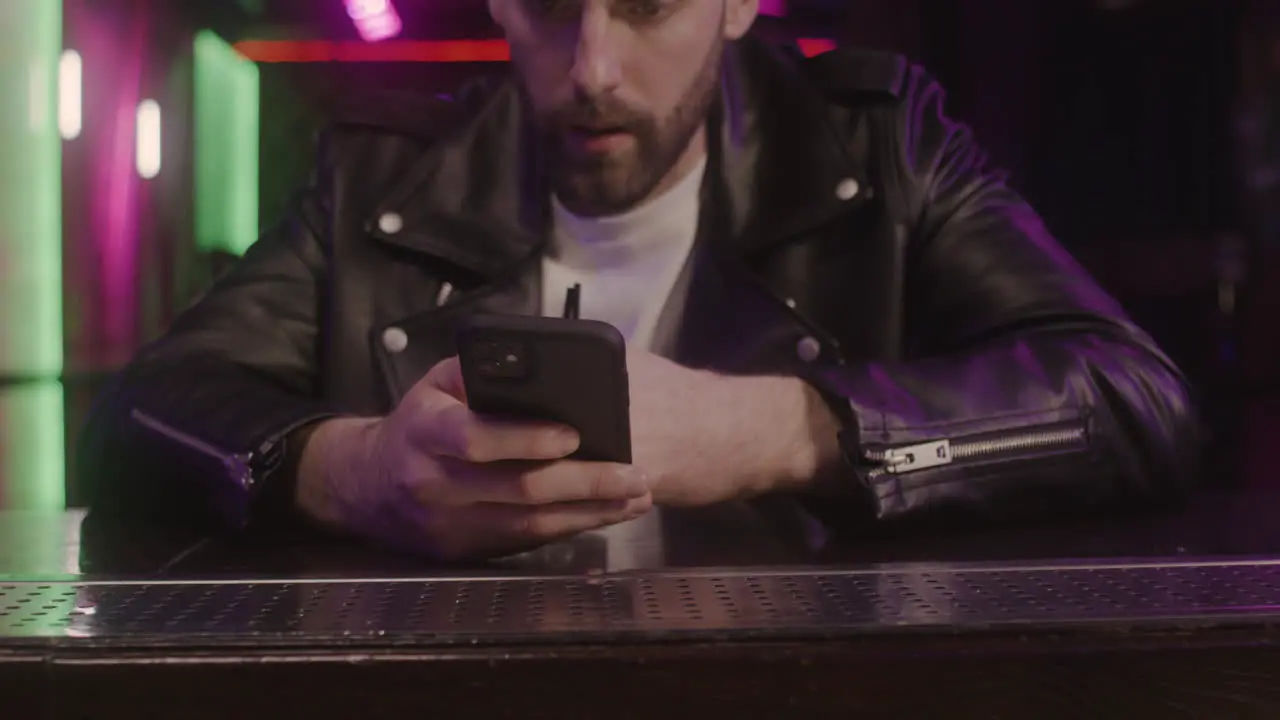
[593,508,665,571]
[2,559,1280,645]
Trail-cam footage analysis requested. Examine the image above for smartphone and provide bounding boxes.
[456,313,631,463]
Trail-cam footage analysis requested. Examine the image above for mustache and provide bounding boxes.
[544,96,649,132]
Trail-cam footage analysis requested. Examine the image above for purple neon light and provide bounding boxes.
[344,0,402,42]
[102,35,144,351]
[759,0,788,16]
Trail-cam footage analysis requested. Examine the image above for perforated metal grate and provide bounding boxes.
[4,560,1280,647]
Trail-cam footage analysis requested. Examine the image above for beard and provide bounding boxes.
[530,37,724,217]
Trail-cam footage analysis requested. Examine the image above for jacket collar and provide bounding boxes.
[367,35,873,278]
[710,38,874,254]
[368,80,552,279]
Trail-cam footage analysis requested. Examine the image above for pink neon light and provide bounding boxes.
[81,9,146,359]
[796,38,837,57]
[759,0,788,16]
[344,0,403,42]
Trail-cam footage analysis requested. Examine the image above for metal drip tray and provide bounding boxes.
[4,559,1280,648]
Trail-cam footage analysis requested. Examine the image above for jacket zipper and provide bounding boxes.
[130,409,256,487]
[862,423,1088,479]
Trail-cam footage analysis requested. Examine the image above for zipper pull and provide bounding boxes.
[868,439,953,475]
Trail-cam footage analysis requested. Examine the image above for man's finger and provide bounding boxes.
[440,458,651,505]
[421,356,467,402]
[478,496,654,540]
[409,400,581,462]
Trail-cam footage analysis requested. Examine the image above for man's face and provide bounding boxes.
[494,0,756,216]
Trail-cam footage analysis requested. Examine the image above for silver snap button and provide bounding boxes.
[377,212,404,235]
[796,336,822,363]
[784,297,798,309]
[835,178,860,201]
[382,327,409,353]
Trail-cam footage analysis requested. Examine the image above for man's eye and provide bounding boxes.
[524,0,674,24]
[616,0,671,22]
[528,0,580,19]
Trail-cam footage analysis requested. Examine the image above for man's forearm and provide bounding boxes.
[717,375,846,497]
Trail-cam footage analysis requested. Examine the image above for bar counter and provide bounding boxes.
[4,493,1280,718]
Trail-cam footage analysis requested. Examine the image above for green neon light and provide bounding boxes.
[195,30,260,255]
[0,383,66,510]
[0,0,65,509]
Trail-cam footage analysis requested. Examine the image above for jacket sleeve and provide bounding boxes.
[76,187,339,531]
[809,65,1202,523]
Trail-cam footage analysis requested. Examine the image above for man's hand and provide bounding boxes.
[625,351,845,506]
[294,357,653,560]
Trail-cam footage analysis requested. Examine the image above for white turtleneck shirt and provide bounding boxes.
[541,156,707,350]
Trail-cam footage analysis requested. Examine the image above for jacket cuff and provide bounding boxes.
[800,361,1100,524]
[250,417,336,524]
[793,363,858,443]
[774,367,891,535]
[129,404,339,528]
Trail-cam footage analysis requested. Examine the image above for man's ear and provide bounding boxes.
[723,0,759,41]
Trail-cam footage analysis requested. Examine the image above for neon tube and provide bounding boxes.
[135,100,161,179]
[59,49,81,140]
[344,0,403,42]
[194,30,261,256]
[0,0,65,509]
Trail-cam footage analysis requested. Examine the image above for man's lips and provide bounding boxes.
[566,125,634,153]
[570,122,628,134]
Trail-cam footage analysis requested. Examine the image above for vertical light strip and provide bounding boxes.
[94,13,146,353]
[195,30,261,255]
[0,0,65,509]
[0,384,66,509]
[59,50,81,140]
[135,99,161,179]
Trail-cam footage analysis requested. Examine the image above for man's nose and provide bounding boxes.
[569,4,622,97]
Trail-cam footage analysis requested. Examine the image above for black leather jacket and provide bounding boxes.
[79,37,1200,532]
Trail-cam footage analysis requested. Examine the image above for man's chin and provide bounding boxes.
[555,174,650,217]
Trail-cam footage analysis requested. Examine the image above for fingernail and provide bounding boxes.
[543,428,579,456]
[558,428,581,449]
[616,466,651,494]
[628,494,654,516]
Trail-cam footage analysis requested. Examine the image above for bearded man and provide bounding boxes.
[79,0,1198,560]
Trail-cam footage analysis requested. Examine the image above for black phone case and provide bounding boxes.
[456,314,632,464]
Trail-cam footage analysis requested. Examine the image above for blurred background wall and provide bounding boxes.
[0,0,1275,508]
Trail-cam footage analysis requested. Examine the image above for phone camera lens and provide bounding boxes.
[471,339,527,379]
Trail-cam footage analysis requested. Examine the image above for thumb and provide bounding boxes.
[423,356,467,402]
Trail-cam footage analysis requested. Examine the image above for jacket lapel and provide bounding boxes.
[712,40,874,256]
[363,80,550,281]
[670,40,880,373]
[373,262,543,406]
[353,80,551,405]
